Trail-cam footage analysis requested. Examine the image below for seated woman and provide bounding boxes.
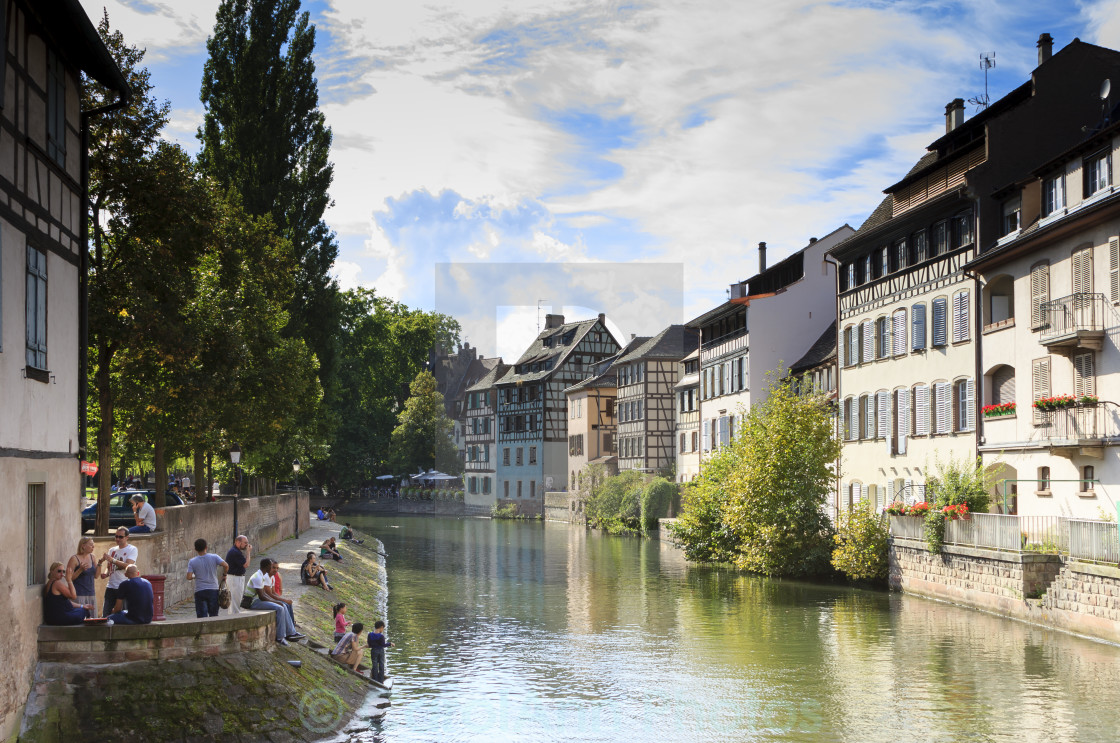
[300,552,333,591]
[321,538,343,562]
[43,561,93,626]
[330,621,364,672]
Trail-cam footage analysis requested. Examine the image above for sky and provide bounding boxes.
[78,0,1120,361]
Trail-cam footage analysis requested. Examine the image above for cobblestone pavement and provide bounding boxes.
[164,516,342,620]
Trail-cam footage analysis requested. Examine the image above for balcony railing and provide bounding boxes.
[1039,293,1108,349]
[701,330,748,364]
[1035,402,1118,444]
[1069,519,1120,563]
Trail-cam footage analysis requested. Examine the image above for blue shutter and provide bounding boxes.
[932,297,948,346]
[911,304,926,350]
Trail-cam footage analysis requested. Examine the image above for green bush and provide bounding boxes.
[831,503,889,583]
[924,454,994,552]
[667,471,741,563]
[640,478,676,532]
[585,470,646,534]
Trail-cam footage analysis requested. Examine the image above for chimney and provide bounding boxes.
[758,241,767,272]
[945,98,965,133]
[597,312,605,325]
[809,237,817,244]
[544,313,564,329]
[1038,33,1053,65]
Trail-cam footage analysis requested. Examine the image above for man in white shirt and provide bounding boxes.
[129,494,157,533]
[245,558,303,645]
[98,527,138,617]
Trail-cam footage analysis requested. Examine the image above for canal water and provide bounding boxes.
[339,516,1120,742]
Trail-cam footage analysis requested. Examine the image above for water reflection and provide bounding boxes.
[337,516,1120,742]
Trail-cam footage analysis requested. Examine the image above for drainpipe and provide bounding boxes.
[825,253,843,518]
[79,92,130,483]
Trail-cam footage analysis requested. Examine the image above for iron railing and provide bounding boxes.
[1034,403,1106,441]
[943,512,1024,552]
[888,515,925,540]
[1068,519,1120,563]
[1039,292,1108,344]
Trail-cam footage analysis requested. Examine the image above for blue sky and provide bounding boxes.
[79,0,1120,359]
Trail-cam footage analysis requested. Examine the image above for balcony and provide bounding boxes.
[701,330,748,364]
[1039,293,1108,351]
[1034,402,1119,453]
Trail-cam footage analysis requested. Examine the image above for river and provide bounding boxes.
[338,515,1120,742]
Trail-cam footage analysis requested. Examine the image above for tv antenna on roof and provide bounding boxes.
[967,52,996,111]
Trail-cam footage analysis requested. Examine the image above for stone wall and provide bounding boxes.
[90,491,310,612]
[327,498,491,517]
[890,536,1120,644]
[544,491,585,523]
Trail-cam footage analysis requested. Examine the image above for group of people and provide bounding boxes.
[43,529,155,626]
[331,602,392,682]
[316,507,337,522]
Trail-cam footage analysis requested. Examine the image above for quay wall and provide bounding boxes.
[90,491,310,613]
[890,537,1120,644]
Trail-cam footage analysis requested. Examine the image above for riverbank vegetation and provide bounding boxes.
[584,470,677,534]
[831,503,889,582]
[668,377,839,577]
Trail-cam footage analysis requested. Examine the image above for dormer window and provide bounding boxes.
[911,229,928,264]
[1085,149,1112,197]
[879,246,889,277]
[846,263,856,290]
[1042,174,1065,216]
[892,238,907,272]
[931,221,948,257]
[950,211,973,249]
[862,254,873,282]
[1001,196,1021,237]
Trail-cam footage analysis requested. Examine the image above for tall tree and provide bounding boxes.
[389,371,459,478]
[197,0,340,383]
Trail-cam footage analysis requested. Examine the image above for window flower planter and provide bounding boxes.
[981,403,1016,418]
[1033,395,1076,411]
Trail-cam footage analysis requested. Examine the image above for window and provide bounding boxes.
[911,229,928,264]
[880,246,889,277]
[1038,467,1050,493]
[931,297,948,347]
[530,481,536,498]
[503,448,510,466]
[516,448,523,466]
[913,385,930,436]
[1082,465,1096,493]
[569,435,584,456]
[1032,357,1051,423]
[845,326,858,367]
[637,400,643,419]
[953,378,974,432]
[1085,149,1112,197]
[517,481,522,498]
[911,304,926,351]
[933,382,950,434]
[484,478,491,494]
[529,447,537,465]
[951,211,974,248]
[847,263,856,290]
[26,246,47,370]
[894,388,910,454]
[892,310,906,356]
[862,394,874,440]
[1030,261,1050,330]
[47,51,66,167]
[863,254,873,283]
[27,484,46,585]
[952,290,970,343]
[1073,353,1095,397]
[1001,197,1021,236]
[680,433,686,453]
[861,321,873,364]
[931,221,948,257]
[604,433,614,453]
[1042,174,1065,216]
[991,366,1015,405]
[1111,236,1119,303]
[876,390,890,440]
[876,317,890,359]
[893,239,907,272]
[691,431,698,451]
[1072,245,1093,295]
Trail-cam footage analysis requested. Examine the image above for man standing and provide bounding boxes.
[129,493,157,534]
[224,535,251,615]
[246,559,303,645]
[106,565,154,625]
[186,538,229,618]
[98,527,137,617]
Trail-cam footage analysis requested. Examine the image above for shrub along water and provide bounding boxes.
[585,472,677,535]
[831,503,889,583]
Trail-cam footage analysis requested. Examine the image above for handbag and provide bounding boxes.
[240,594,255,610]
[218,579,232,609]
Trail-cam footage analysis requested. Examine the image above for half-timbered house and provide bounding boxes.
[495,314,620,500]
[687,227,852,461]
[461,359,507,508]
[0,2,129,737]
[565,352,621,490]
[830,34,1120,514]
[614,324,698,476]
[673,349,700,483]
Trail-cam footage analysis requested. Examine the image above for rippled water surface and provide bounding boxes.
[337,516,1120,742]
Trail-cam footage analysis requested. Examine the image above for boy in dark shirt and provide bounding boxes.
[367,620,393,682]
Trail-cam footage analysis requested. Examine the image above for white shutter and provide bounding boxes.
[965,377,975,431]
[1109,236,1119,302]
[893,310,906,356]
[953,291,970,342]
[838,329,846,367]
[897,388,909,454]
[877,390,889,440]
[1074,353,1095,397]
[911,304,926,350]
[853,482,863,504]
[839,399,847,440]
[1031,262,1050,329]
[1073,246,1093,295]
[932,297,948,346]
[879,318,890,359]
[862,322,873,363]
[935,382,950,434]
[886,480,894,507]
[702,422,710,451]
[915,386,930,436]
[1032,357,1051,424]
[862,395,872,439]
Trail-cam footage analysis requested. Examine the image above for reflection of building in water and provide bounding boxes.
[556,523,593,636]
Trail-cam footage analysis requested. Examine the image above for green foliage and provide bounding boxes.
[490,502,538,520]
[585,470,646,534]
[670,375,839,576]
[924,454,994,552]
[640,477,676,532]
[389,371,457,477]
[831,503,889,583]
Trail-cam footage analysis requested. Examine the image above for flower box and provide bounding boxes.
[1033,395,1076,411]
[941,503,970,521]
[982,403,1016,418]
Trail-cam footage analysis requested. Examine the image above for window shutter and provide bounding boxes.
[702,423,710,452]
[965,377,975,431]
[1073,246,1093,295]
[1030,263,1050,329]
[1110,237,1119,302]
[932,297,948,346]
[877,391,889,439]
[838,330,846,367]
[1074,353,1095,397]
[848,328,858,366]
[952,291,970,342]
[993,366,1015,405]
[911,304,926,350]
[935,383,950,434]
[893,311,906,356]
[879,318,890,358]
[886,480,894,506]
[839,400,846,440]
[862,322,873,363]
[1032,357,1051,423]
[897,389,909,454]
[848,398,858,441]
[915,386,929,435]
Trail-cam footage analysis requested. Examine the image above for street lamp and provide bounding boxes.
[231,443,242,542]
[292,459,301,538]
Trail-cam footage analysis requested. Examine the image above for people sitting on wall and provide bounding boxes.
[67,536,98,611]
[106,565,154,625]
[42,561,93,625]
[245,558,304,646]
[321,537,343,562]
[330,621,365,672]
[301,552,333,591]
[268,560,298,629]
[339,524,364,545]
[128,493,157,534]
[317,508,327,520]
[98,527,137,617]
[326,508,337,522]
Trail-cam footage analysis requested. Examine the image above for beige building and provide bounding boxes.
[968,120,1120,518]
[0,3,129,738]
[673,349,700,483]
[564,354,620,490]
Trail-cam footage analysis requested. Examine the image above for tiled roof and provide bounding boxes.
[615,324,699,364]
[789,321,836,374]
[465,360,510,392]
[496,317,606,385]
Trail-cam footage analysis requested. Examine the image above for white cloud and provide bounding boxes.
[79,1,219,60]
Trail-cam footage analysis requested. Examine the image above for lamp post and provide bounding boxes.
[231,443,242,543]
[292,459,301,538]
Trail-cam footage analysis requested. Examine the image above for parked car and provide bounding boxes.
[80,490,184,534]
